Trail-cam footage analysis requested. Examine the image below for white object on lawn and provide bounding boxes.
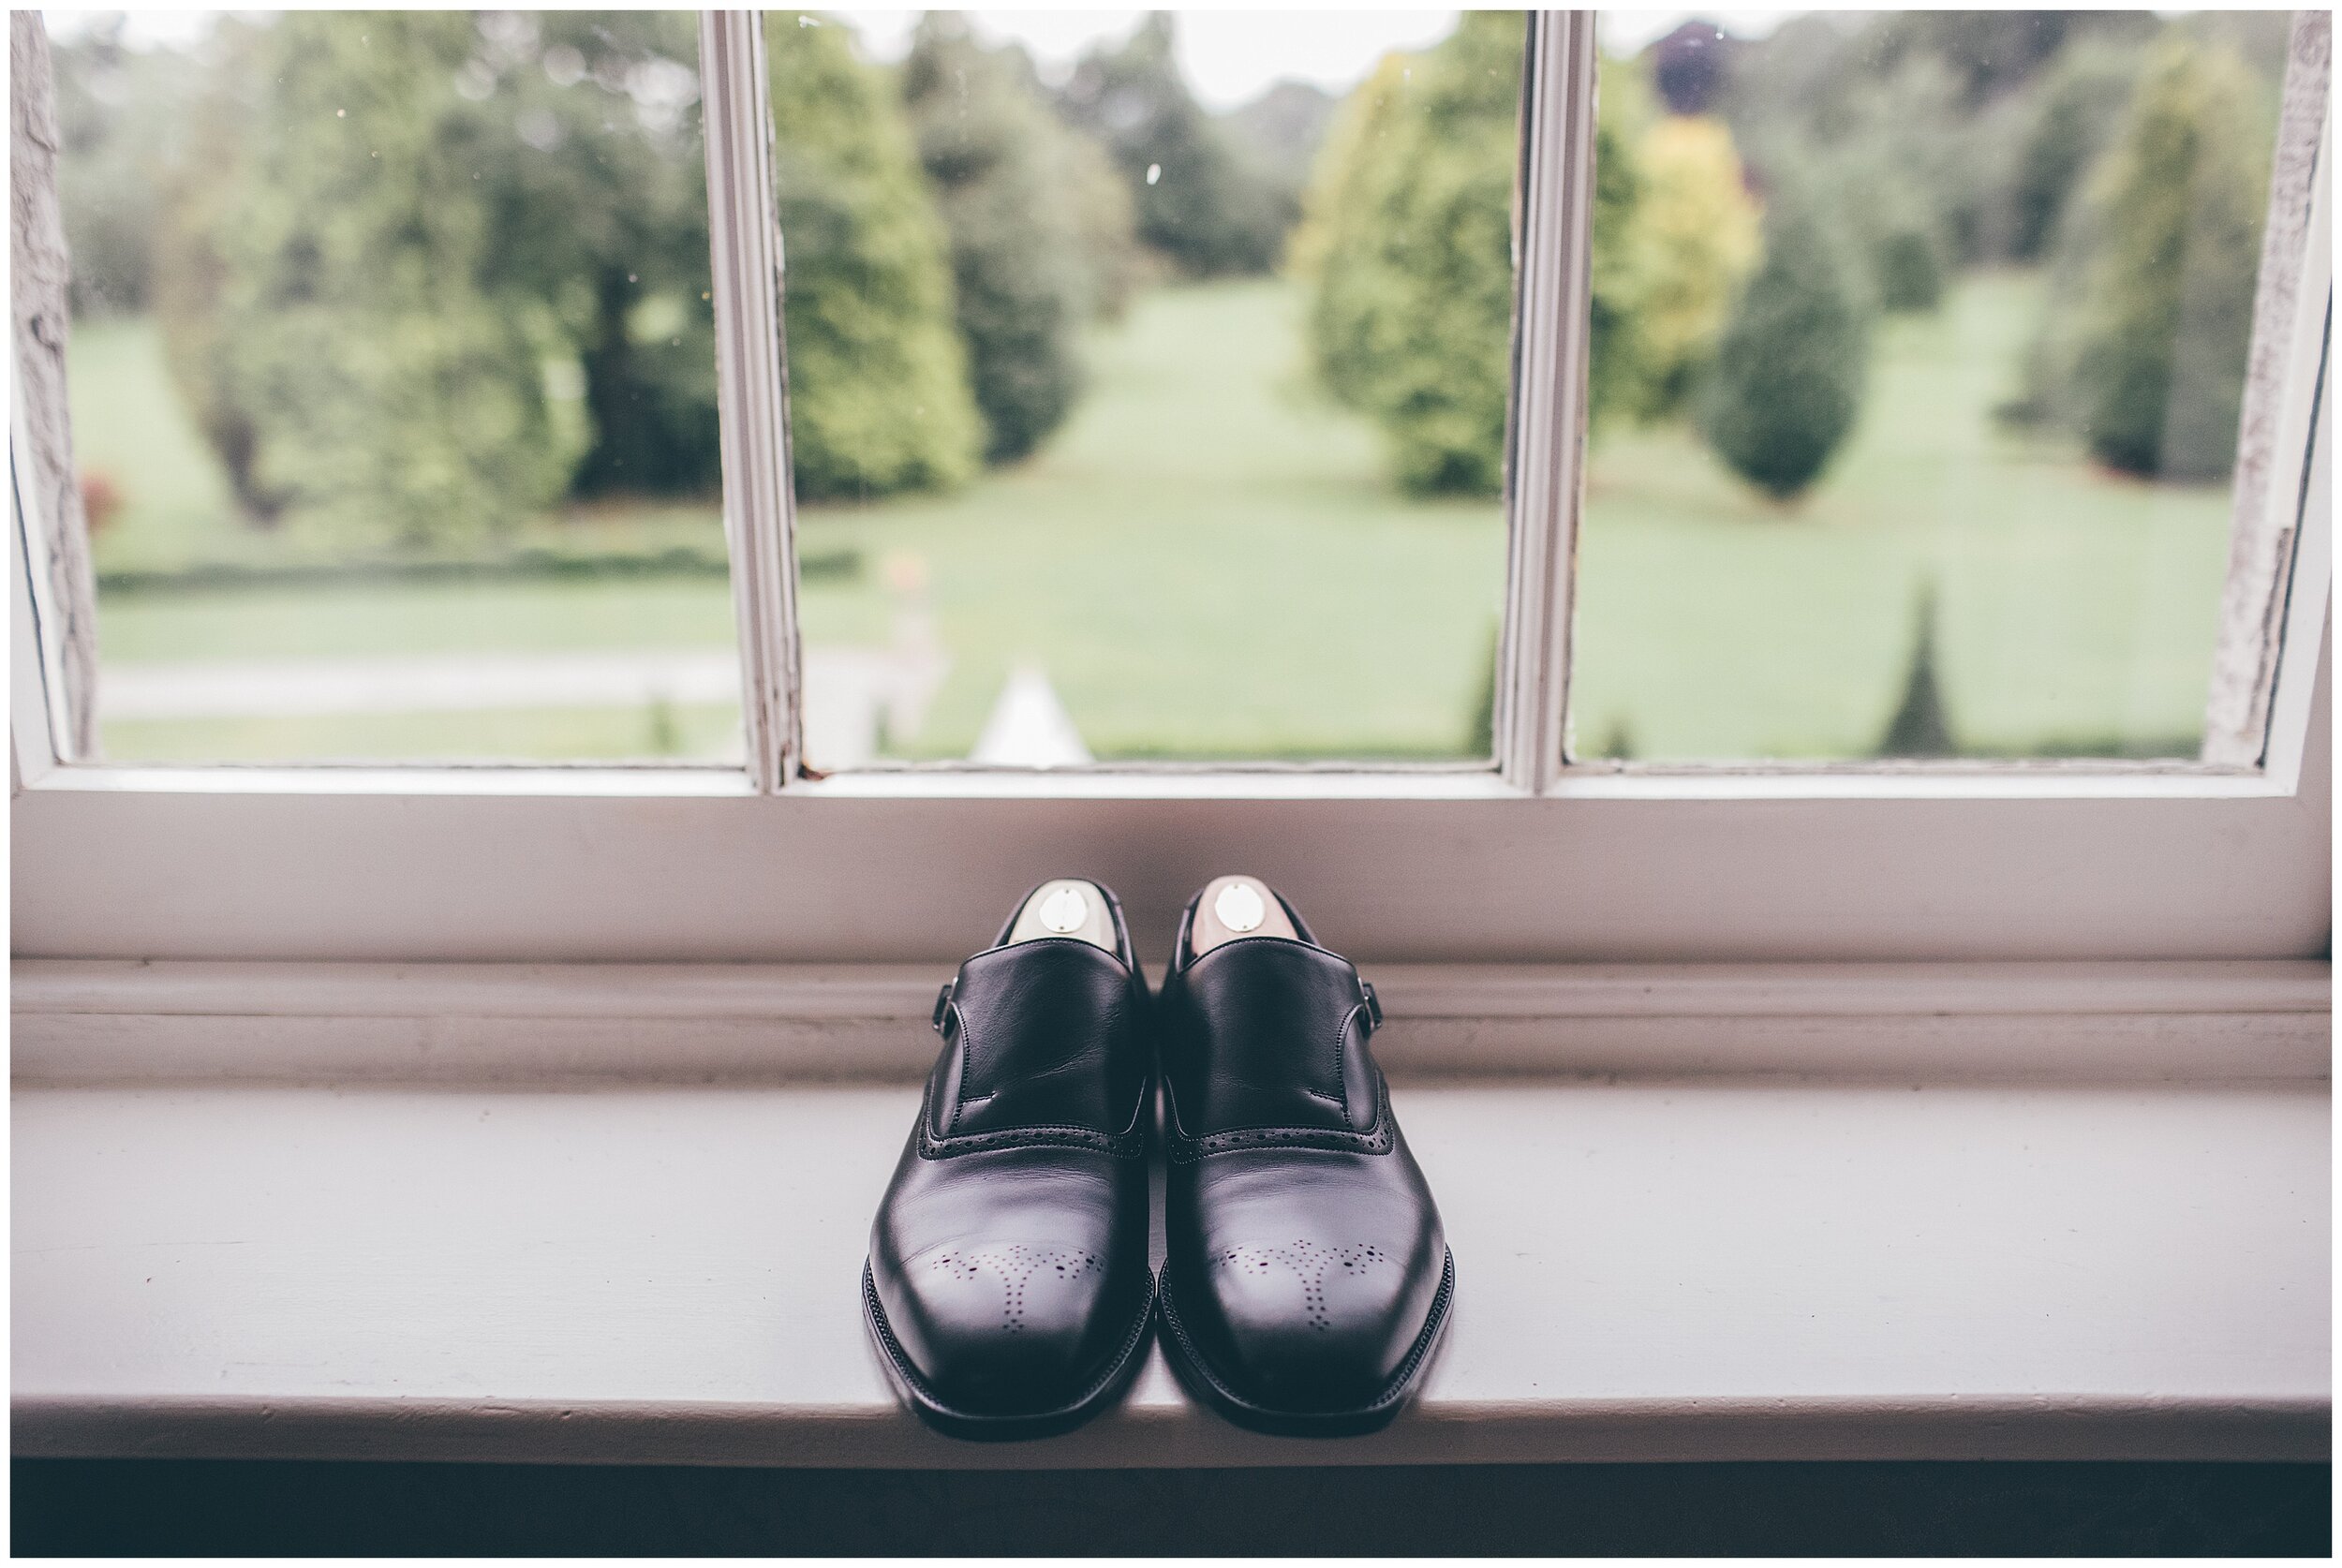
[970,663,1090,767]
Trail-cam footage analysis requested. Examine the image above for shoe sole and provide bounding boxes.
[1154,1248,1455,1438]
[861,1258,1155,1442]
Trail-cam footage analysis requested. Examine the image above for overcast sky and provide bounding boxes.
[45,7,1801,112]
[837,10,1464,110]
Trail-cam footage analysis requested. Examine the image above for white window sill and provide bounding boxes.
[13,1053,2327,1467]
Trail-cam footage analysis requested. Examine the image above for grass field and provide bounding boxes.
[76,271,2231,763]
[791,281,1505,762]
[1574,272,2229,759]
[69,318,737,581]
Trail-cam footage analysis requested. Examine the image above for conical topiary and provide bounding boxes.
[1876,581,1959,758]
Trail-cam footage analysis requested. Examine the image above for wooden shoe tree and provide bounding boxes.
[1189,874,1299,955]
[1004,879,1117,952]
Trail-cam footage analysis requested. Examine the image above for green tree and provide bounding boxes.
[149,16,280,520]
[1052,118,1143,322]
[1304,33,1751,490]
[178,12,581,546]
[1295,51,1411,416]
[1605,108,1760,420]
[1055,14,1287,277]
[153,12,720,536]
[152,10,979,535]
[1699,174,1872,501]
[1855,170,1949,313]
[901,16,1096,465]
[1716,11,2157,268]
[2007,36,2149,260]
[479,12,721,500]
[1862,11,2148,111]
[1587,55,1656,432]
[2062,35,2272,481]
[1800,56,1965,298]
[763,12,980,499]
[1221,79,1339,236]
[1297,14,1527,496]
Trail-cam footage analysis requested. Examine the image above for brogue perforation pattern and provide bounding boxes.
[926,1244,1102,1333]
[1213,1239,1395,1331]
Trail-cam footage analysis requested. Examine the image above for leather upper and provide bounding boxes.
[1158,887,1448,1417]
[1158,938,1380,1135]
[867,885,1153,1420]
[931,938,1147,1142]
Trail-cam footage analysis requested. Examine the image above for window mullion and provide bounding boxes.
[700,9,802,792]
[1496,10,1598,795]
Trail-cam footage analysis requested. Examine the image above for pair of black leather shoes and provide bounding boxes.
[862,877,1453,1441]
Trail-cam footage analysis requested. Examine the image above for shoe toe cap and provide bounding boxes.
[876,1241,1132,1417]
[1187,1236,1441,1413]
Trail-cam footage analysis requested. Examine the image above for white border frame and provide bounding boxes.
[8,10,2333,969]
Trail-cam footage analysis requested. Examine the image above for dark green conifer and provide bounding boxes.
[1699,176,1872,502]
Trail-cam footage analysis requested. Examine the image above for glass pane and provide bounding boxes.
[1576,10,2289,762]
[47,10,743,763]
[772,10,1518,767]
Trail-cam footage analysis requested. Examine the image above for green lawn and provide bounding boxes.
[74,272,2231,763]
[95,577,740,663]
[792,280,1505,761]
[1573,270,2230,759]
[71,317,734,579]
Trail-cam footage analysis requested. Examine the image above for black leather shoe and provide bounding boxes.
[863,879,1156,1441]
[1155,876,1454,1436]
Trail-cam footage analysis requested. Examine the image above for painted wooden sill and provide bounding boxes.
[12,958,2332,1085]
[12,1074,2328,1468]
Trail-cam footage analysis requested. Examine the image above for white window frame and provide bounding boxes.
[8,10,2332,969]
